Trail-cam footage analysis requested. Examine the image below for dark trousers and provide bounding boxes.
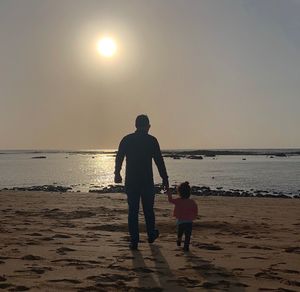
[126,185,155,244]
[177,222,193,247]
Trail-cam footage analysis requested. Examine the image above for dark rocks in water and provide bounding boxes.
[187,155,203,160]
[89,185,125,194]
[1,183,296,199]
[172,156,181,160]
[163,154,181,159]
[274,153,287,157]
[7,185,72,192]
[31,156,47,159]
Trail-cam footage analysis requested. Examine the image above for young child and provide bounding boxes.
[167,182,198,251]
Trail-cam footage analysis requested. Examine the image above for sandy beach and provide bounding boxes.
[0,191,299,291]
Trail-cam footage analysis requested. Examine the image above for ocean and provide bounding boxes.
[0,150,299,196]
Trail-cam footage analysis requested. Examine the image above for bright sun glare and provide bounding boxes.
[97,37,117,57]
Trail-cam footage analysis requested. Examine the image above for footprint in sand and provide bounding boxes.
[26,232,42,237]
[56,247,76,255]
[193,242,223,250]
[168,276,201,288]
[21,255,43,260]
[48,279,81,284]
[0,283,12,289]
[284,247,300,254]
[8,285,30,291]
[52,234,72,239]
[15,266,52,275]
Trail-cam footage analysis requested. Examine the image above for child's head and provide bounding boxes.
[177,181,191,199]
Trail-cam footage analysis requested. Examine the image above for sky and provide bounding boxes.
[0,0,299,150]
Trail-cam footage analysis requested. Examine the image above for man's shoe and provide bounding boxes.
[148,229,159,243]
[129,242,138,250]
[177,239,182,246]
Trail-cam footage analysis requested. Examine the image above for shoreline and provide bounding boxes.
[2,184,300,199]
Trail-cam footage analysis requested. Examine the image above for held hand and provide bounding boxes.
[114,173,122,184]
[162,178,169,190]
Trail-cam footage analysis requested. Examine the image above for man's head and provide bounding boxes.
[135,114,150,132]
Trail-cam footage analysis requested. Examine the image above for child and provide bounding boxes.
[167,182,198,251]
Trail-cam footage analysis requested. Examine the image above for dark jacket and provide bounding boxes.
[115,130,168,187]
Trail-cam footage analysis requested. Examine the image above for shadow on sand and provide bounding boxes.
[186,251,248,291]
[131,245,247,291]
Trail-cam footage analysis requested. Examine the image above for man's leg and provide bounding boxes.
[141,186,157,242]
[126,190,141,246]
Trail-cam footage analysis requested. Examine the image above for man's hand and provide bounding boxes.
[162,178,169,190]
[114,173,122,184]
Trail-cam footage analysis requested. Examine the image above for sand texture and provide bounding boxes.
[0,191,300,291]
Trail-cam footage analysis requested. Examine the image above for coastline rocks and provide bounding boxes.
[31,156,47,159]
[1,184,298,199]
[4,185,72,192]
[88,184,297,199]
[204,154,216,157]
[163,154,182,159]
[187,155,203,160]
[89,185,125,194]
[274,153,287,157]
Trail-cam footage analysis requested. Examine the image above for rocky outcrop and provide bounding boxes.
[31,156,47,159]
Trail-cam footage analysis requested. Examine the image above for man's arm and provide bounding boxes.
[153,138,169,188]
[114,138,126,183]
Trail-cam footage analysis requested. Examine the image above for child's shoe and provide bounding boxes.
[183,245,189,252]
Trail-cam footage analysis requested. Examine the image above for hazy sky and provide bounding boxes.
[1,0,299,149]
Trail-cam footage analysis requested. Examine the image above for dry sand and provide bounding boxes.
[0,191,299,291]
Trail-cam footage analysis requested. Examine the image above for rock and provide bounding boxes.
[8,185,72,192]
[163,154,181,159]
[31,156,47,159]
[187,155,203,160]
[274,153,287,157]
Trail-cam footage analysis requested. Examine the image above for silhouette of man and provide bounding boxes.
[114,114,169,250]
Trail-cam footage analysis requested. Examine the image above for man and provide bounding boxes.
[114,114,169,250]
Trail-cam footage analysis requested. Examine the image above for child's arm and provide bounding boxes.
[167,188,175,203]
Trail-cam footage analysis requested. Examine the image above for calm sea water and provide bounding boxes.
[0,150,299,196]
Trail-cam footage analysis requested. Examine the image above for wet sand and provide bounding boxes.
[0,191,299,291]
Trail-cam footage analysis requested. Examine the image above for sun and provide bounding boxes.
[97,37,117,57]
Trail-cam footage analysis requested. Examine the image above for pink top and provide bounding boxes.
[168,197,198,221]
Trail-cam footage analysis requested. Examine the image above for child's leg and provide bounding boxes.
[183,223,193,251]
[177,224,184,246]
